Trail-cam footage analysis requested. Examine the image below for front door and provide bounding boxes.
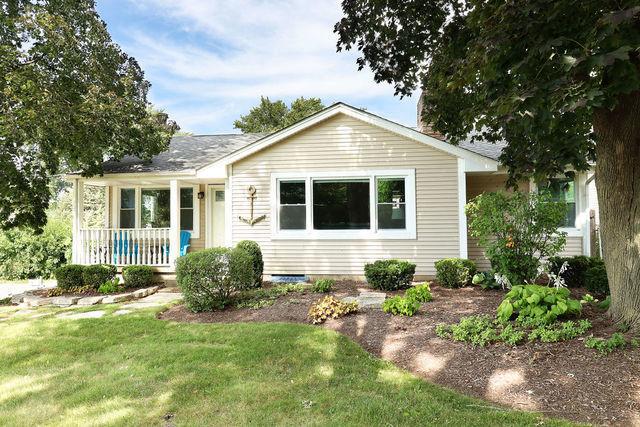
[209,185,226,247]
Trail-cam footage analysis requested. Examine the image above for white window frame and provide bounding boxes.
[114,184,200,238]
[270,169,416,240]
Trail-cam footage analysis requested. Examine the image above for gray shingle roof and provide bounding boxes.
[101,133,264,174]
[457,139,506,161]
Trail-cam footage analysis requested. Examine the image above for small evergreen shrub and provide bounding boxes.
[176,247,253,312]
[435,258,477,288]
[122,265,154,288]
[82,264,117,289]
[54,264,85,290]
[236,240,263,288]
[308,296,358,324]
[312,279,334,293]
[382,296,420,316]
[364,259,416,291]
[497,284,582,325]
[585,262,609,296]
[405,282,432,303]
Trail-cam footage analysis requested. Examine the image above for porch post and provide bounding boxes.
[169,179,181,266]
[457,159,468,259]
[71,179,84,264]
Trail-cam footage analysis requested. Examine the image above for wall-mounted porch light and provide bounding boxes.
[197,191,205,200]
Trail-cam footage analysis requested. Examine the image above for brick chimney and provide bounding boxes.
[416,91,445,141]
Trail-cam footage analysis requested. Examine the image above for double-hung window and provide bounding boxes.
[542,178,577,228]
[273,170,415,239]
[119,188,136,229]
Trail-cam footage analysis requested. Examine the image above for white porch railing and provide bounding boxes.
[78,228,172,266]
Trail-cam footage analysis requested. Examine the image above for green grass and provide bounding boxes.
[0,307,571,426]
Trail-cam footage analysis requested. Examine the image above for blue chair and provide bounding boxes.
[113,230,139,264]
[180,230,191,256]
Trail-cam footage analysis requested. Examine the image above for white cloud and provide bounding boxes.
[117,0,415,133]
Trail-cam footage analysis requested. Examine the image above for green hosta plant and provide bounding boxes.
[497,285,582,325]
[405,282,432,303]
[382,296,421,316]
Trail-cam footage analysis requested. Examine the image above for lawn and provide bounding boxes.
[0,306,569,426]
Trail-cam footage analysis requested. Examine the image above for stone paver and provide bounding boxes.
[77,296,104,306]
[52,296,82,307]
[122,292,182,309]
[57,310,105,320]
[113,309,131,316]
[342,291,386,309]
[22,296,54,307]
[101,293,133,304]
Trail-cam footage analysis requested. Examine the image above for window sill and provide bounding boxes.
[559,227,583,237]
[271,230,417,240]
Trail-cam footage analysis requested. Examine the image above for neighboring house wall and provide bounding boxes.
[230,113,462,278]
[465,173,584,271]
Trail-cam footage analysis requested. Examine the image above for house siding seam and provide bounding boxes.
[230,113,461,277]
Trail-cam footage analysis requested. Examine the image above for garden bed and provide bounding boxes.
[160,281,639,425]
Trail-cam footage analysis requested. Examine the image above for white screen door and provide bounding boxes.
[209,185,226,247]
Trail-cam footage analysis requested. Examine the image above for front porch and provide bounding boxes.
[70,177,226,270]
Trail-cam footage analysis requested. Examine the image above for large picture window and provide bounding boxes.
[273,170,416,239]
[313,179,370,230]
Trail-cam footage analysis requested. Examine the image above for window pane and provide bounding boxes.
[378,204,406,229]
[180,208,194,230]
[215,191,225,202]
[280,206,306,230]
[313,179,370,230]
[180,188,193,208]
[120,210,135,229]
[280,181,305,204]
[120,188,135,209]
[377,178,405,203]
[547,178,576,227]
[141,189,170,228]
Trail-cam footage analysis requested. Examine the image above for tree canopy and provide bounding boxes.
[0,0,175,230]
[234,96,325,133]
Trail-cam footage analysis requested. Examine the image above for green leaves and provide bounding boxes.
[233,96,325,133]
[498,284,582,326]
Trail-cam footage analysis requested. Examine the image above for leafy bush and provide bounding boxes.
[497,285,582,325]
[405,282,433,303]
[312,279,334,293]
[98,278,124,294]
[585,262,609,296]
[82,264,117,289]
[236,240,263,288]
[382,296,421,316]
[585,333,627,355]
[364,259,416,291]
[436,315,498,347]
[122,265,154,288]
[176,247,253,312]
[0,218,72,279]
[54,264,85,290]
[308,296,358,324]
[435,258,477,288]
[466,191,567,284]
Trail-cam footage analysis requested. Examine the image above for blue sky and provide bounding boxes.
[96,0,418,135]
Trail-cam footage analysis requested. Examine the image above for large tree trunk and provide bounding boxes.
[593,90,640,329]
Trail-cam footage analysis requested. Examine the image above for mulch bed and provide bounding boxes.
[160,282,640,426]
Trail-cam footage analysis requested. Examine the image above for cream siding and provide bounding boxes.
[230,114,462,277]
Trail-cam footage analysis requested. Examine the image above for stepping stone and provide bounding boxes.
[132,289,148,299]
[102,293,133,304]
[123,292,182,309]
[52,296,81,307]
[113,309,131,316]
[10,293,26,304]
[22,296,54,307]
[341,291,387,309]
[77,296,104,306]
[57,310,105,320]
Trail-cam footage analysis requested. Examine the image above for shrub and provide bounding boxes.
[0,218,72,280]
[364,259,416,291]
[98,278,123,294]
[122,265,154,288]
[312,279,334,293]
[405,282,432,302]
[176,247,253,312]
[466,191,567,284]
[82,264,117,289]
[471,271,500,290]
[435,258,477,288]
[54,264,85,290]
[382,296,421,316]
[585,262,609,296]
[236,240,263,288]
[497,284,582,325]
[308,296,358,324]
